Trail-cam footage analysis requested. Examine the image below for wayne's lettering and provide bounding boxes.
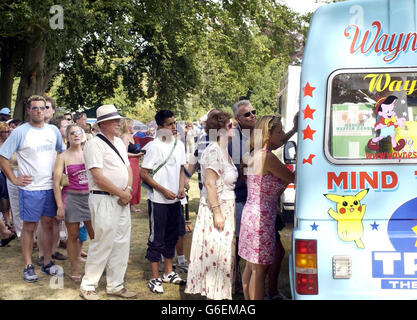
[364,73,417,95]
[344,21,417,63]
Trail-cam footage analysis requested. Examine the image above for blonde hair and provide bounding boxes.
[92,122,99,135]
[0,122,9,132]
[26,95,46,108]
[120,118,133,135]
[250,115,282,151]
[241,115,282,181]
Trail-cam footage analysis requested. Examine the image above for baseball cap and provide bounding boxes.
[0,108,11,115]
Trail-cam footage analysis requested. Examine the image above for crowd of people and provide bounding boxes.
[0,95,298,301]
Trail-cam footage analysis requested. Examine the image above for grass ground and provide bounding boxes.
[0,175,293,300]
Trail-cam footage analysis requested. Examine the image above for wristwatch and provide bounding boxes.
[126,186,132,191]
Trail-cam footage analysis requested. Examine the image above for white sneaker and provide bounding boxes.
[174,260,189,274]
[148,278,164,294]
[162,271,186,285]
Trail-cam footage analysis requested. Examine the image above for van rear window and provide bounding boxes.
[326,69,417,164]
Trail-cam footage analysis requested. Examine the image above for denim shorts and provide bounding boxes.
[18,189,57,222]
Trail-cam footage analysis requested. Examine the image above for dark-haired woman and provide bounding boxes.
[185,110,238,300]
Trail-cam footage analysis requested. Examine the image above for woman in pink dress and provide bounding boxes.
[238,115,295,300]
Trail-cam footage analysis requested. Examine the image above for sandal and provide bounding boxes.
[130,206,142,213]
[0,232,16,247]
[69,274,83,282]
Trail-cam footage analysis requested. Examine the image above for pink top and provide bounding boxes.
[64,163,89,191]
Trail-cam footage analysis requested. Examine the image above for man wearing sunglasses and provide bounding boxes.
[41,95,68,264]
[0,95,65,283]
[64,113,73,124]
[227,99,256,293]
[44,96,56,123]
[229,99,257,225]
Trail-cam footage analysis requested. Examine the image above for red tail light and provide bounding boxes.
[295,239,318,295]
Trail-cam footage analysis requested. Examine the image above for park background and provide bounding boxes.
[0,0,343,300]
[0,0,342,123]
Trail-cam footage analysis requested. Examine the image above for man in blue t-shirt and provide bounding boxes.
[0,95,65,283]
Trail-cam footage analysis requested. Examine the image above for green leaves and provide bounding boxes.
[2,0,307,121]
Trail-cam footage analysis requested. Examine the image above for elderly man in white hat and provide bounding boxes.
[79,104,136,300]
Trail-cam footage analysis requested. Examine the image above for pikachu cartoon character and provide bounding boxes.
[324,189,369,249]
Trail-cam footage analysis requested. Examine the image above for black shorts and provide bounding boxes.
[146,200,181,262]
[179,205,186,236]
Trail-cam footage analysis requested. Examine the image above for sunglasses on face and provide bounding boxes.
[70,130,83,136]
[240,110,256,118]
[65,118,72,121]
[30,106,46,111]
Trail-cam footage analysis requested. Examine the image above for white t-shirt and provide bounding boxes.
[141,137,186,204]
[0,122,65,191]
[83,135,130,191]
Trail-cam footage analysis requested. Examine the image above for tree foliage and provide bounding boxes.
[0,0,95,119]
[1,0,308,121]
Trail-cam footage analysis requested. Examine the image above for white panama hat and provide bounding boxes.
[96,104,123,124]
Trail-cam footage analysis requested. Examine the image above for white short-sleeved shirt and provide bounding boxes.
[0,122,65,191]
[83,135,130,191]
[141,137,186,204]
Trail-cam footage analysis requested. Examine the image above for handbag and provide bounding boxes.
[141,138,177,192]
[60,158,69,187]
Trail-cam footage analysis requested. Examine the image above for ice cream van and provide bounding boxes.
[287,0,417,299]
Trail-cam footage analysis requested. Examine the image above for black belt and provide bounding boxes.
[90,190,110,195]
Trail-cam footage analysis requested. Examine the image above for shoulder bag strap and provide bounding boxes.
[96,133,125,164]
[64,157,68,175]
[153,138,177,175]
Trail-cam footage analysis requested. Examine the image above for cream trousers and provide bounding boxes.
[80,193,131,293]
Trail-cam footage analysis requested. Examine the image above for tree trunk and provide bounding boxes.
[14,38,46,121]
[0,39,17,110]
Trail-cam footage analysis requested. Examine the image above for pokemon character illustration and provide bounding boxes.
[367,95,406,152]
[324,189,369,249]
